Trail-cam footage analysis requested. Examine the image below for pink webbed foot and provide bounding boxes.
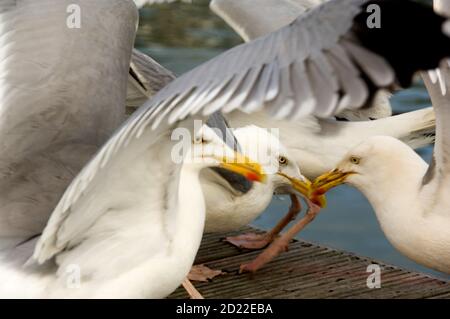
[225,232,274,250]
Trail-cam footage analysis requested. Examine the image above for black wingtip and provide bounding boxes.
[353,0,450,88]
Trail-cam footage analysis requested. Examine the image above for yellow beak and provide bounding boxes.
[218,152,266,183]
[277,172,327,208]
[312,169,354,195]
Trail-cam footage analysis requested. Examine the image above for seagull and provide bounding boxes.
[311,64,450,274]
[1,0,449,298]
[201,125,316,248]
[1,121,266,298]
[307,0,450,276]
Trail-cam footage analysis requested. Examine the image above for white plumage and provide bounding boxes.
[202,126,306,233]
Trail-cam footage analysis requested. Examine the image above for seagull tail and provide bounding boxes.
[336,107,436,150]
[397,107,436,149]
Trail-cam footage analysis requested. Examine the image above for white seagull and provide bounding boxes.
[312,65,450,274]
[201,125,316,242]
[311,0,450,275]
[1,0,449,298]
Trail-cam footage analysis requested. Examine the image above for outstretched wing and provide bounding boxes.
[210,0,396,121]
[131,0,450,127]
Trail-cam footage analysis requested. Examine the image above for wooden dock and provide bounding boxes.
[169,227,450,299]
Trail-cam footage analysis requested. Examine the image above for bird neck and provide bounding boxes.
[235,177,274,208]
[353,154,428,239]
[171,164,207,267]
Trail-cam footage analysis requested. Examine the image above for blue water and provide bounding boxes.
[136,2,450,280]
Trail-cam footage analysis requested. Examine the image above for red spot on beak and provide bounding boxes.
[246,172,260,182]
[313,188,326,196]
[311,197,322,207]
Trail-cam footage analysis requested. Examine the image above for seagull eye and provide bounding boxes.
[278,156,288,166]
[350,156,361,165]
[194,136,203,144]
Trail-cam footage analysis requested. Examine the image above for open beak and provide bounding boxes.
[277,172,327,208]
[218,151,266,183]
[312,169,354,195]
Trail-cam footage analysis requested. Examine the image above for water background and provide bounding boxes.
[135,1,449,280]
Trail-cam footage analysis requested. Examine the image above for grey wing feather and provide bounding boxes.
[422,64,450,185]
[134,0,190,9]
[135,0,393,129]
[127,49,176,111]
[210,0,321,42]
[0,0,137,239]
[211,0,393,121]
[206,112,241,152]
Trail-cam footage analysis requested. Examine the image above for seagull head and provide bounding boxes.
[187,124,266,183]
[311,136,423,199]
[231,125,323,206]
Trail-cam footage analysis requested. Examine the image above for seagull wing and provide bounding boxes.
[422,64,450,187]
[0,0,137,239]
[134,0,190,9]
[127,0,450,128]
[210,0,319,42]
[127,49,176,111]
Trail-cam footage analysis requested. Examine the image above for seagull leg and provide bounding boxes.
[239,200,321,274]
[188,264,225,282]
[182,278,205,299]
[225,195,301,249]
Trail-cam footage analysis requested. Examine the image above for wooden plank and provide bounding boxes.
[169,227,450,299]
